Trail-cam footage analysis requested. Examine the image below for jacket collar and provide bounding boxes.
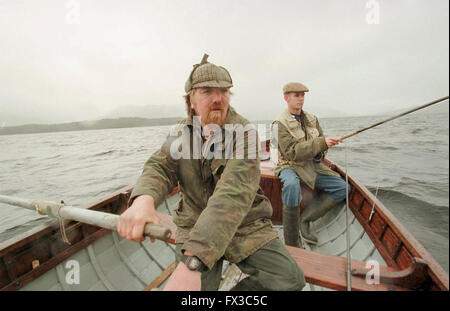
[282,108,313,126]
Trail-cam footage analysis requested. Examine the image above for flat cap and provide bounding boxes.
[283,82,309,94]
[185,54,233,93]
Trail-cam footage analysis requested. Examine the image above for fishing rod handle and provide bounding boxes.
[340,131,358,141]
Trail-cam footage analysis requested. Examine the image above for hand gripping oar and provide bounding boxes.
[339,96,449,141]
[0,194,171,242]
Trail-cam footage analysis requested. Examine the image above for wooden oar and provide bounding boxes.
[339,96,449,140]
[0,194,171,241]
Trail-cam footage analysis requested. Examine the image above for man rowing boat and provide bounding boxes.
[117,54,305,291]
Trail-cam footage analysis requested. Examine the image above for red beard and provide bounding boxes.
[203,107,228,126]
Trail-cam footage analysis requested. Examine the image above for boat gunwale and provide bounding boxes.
[327,159,449,291]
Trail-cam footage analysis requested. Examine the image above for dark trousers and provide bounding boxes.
[175,238,305,291]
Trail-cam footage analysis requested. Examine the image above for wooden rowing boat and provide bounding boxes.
[0,141,448,291]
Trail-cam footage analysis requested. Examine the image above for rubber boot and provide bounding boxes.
[300,193,338,245]
[282,204,300,247]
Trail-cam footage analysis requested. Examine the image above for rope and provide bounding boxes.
[57,200,71,245]
[58,217,71,245]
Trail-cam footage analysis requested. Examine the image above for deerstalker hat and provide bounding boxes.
[184,54,233,93]
[283,82,309,94]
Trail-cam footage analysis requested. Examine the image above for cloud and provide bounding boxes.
[0,0,448,126]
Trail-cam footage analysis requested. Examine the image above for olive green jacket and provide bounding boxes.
[129,107,277,270]
[272,109,340,190]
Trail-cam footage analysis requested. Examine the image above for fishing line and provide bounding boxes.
[344,140,352,291]
[369,161,382,222]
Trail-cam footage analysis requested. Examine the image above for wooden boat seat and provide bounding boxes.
[157,212,425,291]
[285,246,428,291]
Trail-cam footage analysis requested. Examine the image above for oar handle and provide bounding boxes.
[143,223,172,240]
[58,206,172,241]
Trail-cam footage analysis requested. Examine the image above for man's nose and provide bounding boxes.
[211,90,223,103]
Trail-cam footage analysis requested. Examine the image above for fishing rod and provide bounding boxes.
[339,96,449,141]
[0,195,171,243]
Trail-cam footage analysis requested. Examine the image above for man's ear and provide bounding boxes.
[283,94,289,102]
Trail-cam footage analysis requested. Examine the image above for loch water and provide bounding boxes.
[0,111,448,273]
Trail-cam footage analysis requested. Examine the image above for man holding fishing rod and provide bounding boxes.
[117,54,305,291]
[272,82,349,247]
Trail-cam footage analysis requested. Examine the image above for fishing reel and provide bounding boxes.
[313,152,324,163]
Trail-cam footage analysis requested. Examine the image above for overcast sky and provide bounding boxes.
[0,0,448,126]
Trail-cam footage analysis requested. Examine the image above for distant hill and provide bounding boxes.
[103,104,184,119]
[0,117,183,136]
